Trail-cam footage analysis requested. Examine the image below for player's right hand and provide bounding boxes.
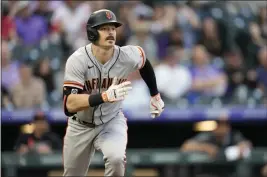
[101,77,132,102]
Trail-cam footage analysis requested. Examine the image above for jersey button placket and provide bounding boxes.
[103,67,108,76]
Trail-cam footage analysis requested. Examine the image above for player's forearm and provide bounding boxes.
[66,94,91,112]
[139,59,159,96]
[66,93,106,113]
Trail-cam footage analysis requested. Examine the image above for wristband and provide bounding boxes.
[88,93,104,107]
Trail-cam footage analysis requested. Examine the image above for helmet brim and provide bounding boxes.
[91,21,122,28]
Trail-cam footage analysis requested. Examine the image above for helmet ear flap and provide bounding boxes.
[87,26,99,42]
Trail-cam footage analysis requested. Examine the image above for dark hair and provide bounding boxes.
[2,3,9,16]
[33,111,47,121]
[18,60,32,68]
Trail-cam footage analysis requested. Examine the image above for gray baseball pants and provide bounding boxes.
[63,112,128,176]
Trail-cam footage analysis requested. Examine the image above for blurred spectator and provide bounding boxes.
[181,118,252,158]
[10,62,47,109]
[123,71,150,109]
[154,26,185,60]
[126,23,159,65]
[14,111,62,154]
[32,1,54,30]
[1,40,20,91]
[14,111,62,177]
[246,22,265,68]
[256,46,267,96]
[175,2,201,49]
[115,23,129,47]
[149,2,176,34]
[188,45,227,104]
[1,86,13,110]
[128,1,154,27]
[89,1,107,12]
[1,2,18,41]
[235,22,265,91]
[117,2,133,25]
[224,49,247,102]
[33,57,57,105]
[34,57,55,95]
[165,26,192,62]
[14,1,48,46]
[181,117,252,177]
[168,27,184,49]
[197,17,227,57]
[256,6,267,41]
[154,47,192,105]
[51,1,91,54]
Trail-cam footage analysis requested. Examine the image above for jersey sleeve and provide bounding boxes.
[127,45,146,70]
[63,54,86,117]
[63,54,85,90]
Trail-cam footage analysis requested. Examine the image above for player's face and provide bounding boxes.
[97,24,116,48]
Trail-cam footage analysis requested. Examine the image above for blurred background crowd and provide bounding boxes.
[2,0,267,110]
[1,1,267,177]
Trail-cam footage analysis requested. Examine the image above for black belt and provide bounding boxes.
[72,116,95,128]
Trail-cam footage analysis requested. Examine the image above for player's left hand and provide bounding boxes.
[150,93,164,118]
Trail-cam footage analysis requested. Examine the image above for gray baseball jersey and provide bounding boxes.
[63,43,146,125]
[63,44,146,176]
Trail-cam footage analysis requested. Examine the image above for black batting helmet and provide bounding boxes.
[86,9,122,42]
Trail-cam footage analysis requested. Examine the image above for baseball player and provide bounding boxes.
[62,9,164,176]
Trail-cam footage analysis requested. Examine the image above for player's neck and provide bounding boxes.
[91,44,114,65]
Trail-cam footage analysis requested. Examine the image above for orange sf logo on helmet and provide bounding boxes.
[106,11,112,20]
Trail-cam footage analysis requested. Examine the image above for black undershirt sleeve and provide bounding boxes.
[63,86,83,116]
[139,59,159,96]
[63,86,105,117]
